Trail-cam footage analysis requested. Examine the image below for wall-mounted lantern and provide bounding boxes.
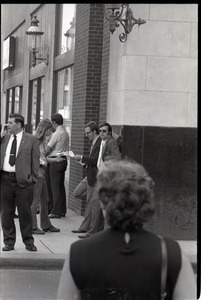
[26,15,49,67]
[105,4,146,43]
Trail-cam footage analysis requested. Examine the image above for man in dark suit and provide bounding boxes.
[72,121,102,236]
[0,113,40,251]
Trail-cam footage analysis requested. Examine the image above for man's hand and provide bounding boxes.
[73,155,82,162]
[1,124,8,138]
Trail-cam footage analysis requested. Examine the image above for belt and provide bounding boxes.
[2,171,16,176]
[50,156,66,159]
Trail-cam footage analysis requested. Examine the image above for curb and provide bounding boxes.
[0,254,66,270]
[0,254,197,273]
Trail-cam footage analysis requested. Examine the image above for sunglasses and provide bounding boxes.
[99,129,107,133]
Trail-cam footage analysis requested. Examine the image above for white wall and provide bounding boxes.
[107,4,198,128]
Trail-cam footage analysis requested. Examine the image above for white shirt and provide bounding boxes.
[97,139,107,170]
[47,125,69,157]
[3,130,23,172]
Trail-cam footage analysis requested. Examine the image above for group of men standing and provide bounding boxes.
[0,113,121,251]
[72,121,121,238]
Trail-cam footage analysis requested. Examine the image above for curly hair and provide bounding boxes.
[34,118,53,141]
[96,160,155,231]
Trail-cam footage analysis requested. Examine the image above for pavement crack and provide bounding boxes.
[39,240,54,253]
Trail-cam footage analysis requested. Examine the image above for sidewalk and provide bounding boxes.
[0,210,197,272]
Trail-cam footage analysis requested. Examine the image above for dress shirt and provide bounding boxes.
[97,139,106,170]
[3,130,23,172]
[47,125,69,157]
[90,135,99,155]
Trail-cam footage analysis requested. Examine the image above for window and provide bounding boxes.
[59,4,76,54]
[6,86,23,120]
[27,77,44,133]
[56,67,74,138]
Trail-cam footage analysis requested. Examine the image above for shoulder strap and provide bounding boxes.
[158,235,168,300]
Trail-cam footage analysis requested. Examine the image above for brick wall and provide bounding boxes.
[99,8,110,124]
[68,4,105,215]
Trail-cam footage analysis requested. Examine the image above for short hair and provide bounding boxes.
[9,113,24,128]
[99,122,112,135]
[35,118,53,141]
[51,113,63,125]
[96,160,155,231]
[85,121,99,135]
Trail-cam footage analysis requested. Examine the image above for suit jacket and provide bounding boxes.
[102,136,121,162]
[82,136,101,187]
[0,131,40,187]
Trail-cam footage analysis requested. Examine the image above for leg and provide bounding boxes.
[49,160,67,216]
[60,164,67,215]
[31,176,43,229]
[87,186,104,234]
[73,176,87,200]
[40,177,52,230]
[78,183,93,232]
[1,174,16,246]
[16,183,35,246]
[45,164,53,214]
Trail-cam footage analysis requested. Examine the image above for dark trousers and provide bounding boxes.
[46,160,67,216]
[0,172,34,246]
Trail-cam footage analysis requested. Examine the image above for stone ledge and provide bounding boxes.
[0,253,197,273]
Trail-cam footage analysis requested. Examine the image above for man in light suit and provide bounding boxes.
[0,113,40,251]
[97,122,121,171]
[72,121,103,237]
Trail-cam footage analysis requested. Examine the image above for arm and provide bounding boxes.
[45,145,52,157]
[173,251,196,300]
[57,250,81,300]
[105,139,121,161]
[46,156,66,163]
[82,144,100,165]
[32,137,40,183]
[73,142,100,166]
[1,124,8,143]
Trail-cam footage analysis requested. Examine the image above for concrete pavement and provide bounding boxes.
[0,210,197,272]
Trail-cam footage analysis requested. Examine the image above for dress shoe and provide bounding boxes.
[48,214,61,219]
[2,244,15,251]
[32,228,45,235]
[60,213,66,217]
[78,234,88,239]
[72,229,87,234]
[26,244,37,251]
[43,225,60,232]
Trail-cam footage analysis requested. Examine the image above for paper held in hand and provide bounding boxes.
[56,151,75,157]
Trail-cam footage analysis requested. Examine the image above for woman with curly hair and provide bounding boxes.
[57,160,196,300]
[31,118,60,234]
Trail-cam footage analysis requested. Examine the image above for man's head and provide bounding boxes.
[51,113,63,129]
[84,121,99,142]
[7,113,24,135]
[99,122,112,141]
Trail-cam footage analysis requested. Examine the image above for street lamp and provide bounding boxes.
[105,4,146,43]
[64,17,75,52]
[26,15,49,67]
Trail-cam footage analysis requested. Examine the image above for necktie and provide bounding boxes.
[9,135,17,166]
[97,141,103,169]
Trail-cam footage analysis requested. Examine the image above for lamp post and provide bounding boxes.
[105,4,146,43]
[26,15,49,67]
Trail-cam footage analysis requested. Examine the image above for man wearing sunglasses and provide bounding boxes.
[97,122,121,171]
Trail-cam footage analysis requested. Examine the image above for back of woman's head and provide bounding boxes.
[35,118,53,141]
[96,160,155,231]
